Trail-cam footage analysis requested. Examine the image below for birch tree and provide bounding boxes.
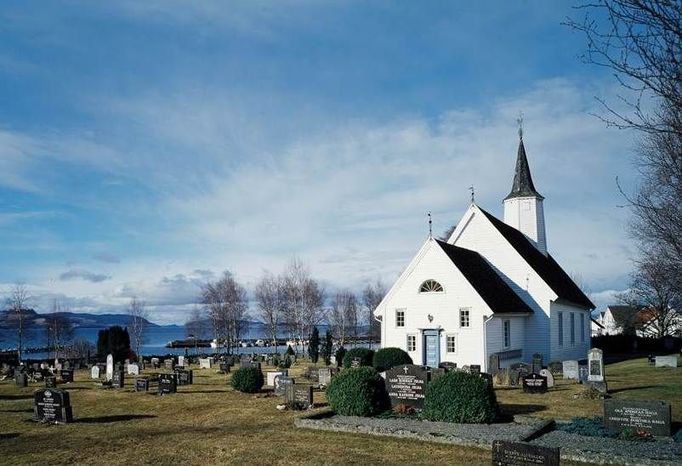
[281,259,324,354]
[6,284,30,363]
[128,297,149,361]
[255,271,285,353]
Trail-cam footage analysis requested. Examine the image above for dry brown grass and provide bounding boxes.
[0,357,677,465]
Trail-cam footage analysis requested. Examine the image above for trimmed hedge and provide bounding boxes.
[230,367,264,393]
[342,348,375,368]
[325,367,389,416]
[373,347,412,372]
[422,371,497,423]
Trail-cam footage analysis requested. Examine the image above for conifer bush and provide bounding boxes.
[342,348,374,368]
[422,371,497,423]
[325,367,389,416]
[373,347,412,372]
[231,367,264,393]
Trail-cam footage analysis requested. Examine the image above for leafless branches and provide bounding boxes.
[128,297,148,361]
[45,299,74,360]
[6,283,30,362]
[330,289,358,346]
[363,280,386,346]
[280,259,325,354]
[201,271,249,354]
[255,271,286,352]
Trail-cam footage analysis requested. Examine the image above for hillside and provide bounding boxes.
[0,309,159,330]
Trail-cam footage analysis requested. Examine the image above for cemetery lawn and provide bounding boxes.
[0,357,678,466]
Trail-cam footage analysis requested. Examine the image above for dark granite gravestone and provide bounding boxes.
[469,364,481,374]
[386,364,428,410]
[604,399,672,436]
[112,370,125,388]
[350,357,362,368]
[135,377,150,392]
[241,360,262,371]
[15,372,28,388]
[60,369,74,383]
[219,362,231,374]
[492,440,559,466]
[438,361,457,371]
[522,373,548,394]
[488,353,500,376]
[45,376,57,388]
[158,373,177,394]
[578,365,588,384]
[274,375,294,396]
[34,388,73,423]
[480,372,493,389]
[285,384,313,410]
[174,368,193,386]
[531,353,543,374]
[647,354,656,365]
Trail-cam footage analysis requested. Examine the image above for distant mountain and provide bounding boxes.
[0,309,160,330]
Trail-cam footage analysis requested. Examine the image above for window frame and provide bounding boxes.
[419,279,444,293]
[570,312,576,346]
[395,309,405,328]
[446,334,457,354]
[558,311,564,347]
[580,313,586,343]
[503,319,511,348]
[459,307,471,328]
[406,334,416,352]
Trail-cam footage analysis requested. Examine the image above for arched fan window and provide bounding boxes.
[419,279,444,293]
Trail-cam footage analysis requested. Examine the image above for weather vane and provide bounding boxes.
[427,211,432,238]
[469,185,475,203]
[517,111,524,140]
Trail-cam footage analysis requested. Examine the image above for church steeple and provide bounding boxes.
[503,131,548,254]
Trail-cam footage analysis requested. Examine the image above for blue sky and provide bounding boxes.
[1,1,639,324]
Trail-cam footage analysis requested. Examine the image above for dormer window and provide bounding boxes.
[419,280,443,293]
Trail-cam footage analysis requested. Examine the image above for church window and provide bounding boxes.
[580,313,586,343]
[503,320,511,348]
[558,312,564,346]
[419,279,444,293]
[570,313,575,345]
[459,308,470,327]
[446,335,456,353]
[407,335,416,352]
[396,309,405,327]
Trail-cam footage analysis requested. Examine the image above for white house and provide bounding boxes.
[374,135,595,371]
[595,305,682,337]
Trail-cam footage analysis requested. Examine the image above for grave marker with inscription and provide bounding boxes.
[91,365,100,380]
[15,372,28,388]
[274,375,294,396]
[285,384,313,410]
[158,373,177,394]
[562,360,579,380]
[112,370,125,388]
[318,367,332,386]
[106,354,114,381]
[587,348,604,382]
[386,364,428,409]
[522,373,548,394]
[34,388,73,423]
[655,355,678,368]
[266,370,287,387]
[604,399,672,436]
[491,440,559,466]
[538,369,554,388]
[135,377,150,392]
[531,353,543,374]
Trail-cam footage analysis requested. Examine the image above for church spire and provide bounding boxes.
[504,135,544,201]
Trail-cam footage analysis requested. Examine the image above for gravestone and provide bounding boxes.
[562,360,579,380]
[112,370,125,388]
[438,361,457,371]
[509,362,530,387]
[274,375,294,396]
[587,348,604,382]
[604,399,672,437]
[45,376,57,388]
[547,361,562,374]
[285,384,313,410]
[469,364,481,375]
[491,440,559,466]
[647,354,656,365]
[538,369,554,388]
[151,357,160,369]
[266,370,288,387]
[54,358,62,372]
[106,354,114,382]
[15,372,28,388]
[385,364,428,410]
[177,356,185,367]
[531,353,543,374]
[318,368,332,386]
[522,373,548,394]
[350,357,362,368]
[655,355,678,368]
[488,353,500,375]
[34,388,73,423]
[199,358,212,369]
[60,369,74,383]
[164,359,175,371]
[175,369,193,385]
[127,363,140,376]
[91,365,100,379]
[158,373,177,394]
[219,362,231,374]
[241,360,262,371]
[135,377,150,392]
[306,366,320,381]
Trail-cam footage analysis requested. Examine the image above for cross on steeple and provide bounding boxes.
[427,212,432,238]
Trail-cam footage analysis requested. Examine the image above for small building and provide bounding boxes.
[374,134,595,370]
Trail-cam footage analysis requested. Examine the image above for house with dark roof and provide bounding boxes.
[374,133,595,370]
[596,305,682,337]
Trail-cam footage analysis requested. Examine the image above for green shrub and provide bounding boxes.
[373,347,412,372]
[422,371,497,423]
[325,367,389,416]
[342,348,375,368]
[335,347,347,367]
[230,367,264,393]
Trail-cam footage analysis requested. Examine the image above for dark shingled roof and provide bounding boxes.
[606,305,639,327]
[435,240,534,315]
[478,208,595,310]
[504,139,544,200]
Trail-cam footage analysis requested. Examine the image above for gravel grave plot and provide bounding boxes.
[532,431,682,466]
[294,411,552,448]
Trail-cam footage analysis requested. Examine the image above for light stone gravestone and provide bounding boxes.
[127,363,140,376]
[318,367,332,386]
[151,357,160,369]
[266,370,287,387]
[91,366,100,379]
[106,354,114,382]
[274,375,294,396]
[588,348,604,382]
[539,369,554,388]
[178,356,185,367]
[562,360,579,380]
[199,358,212,369]
[655,355,678,368]
[54,359,62,372]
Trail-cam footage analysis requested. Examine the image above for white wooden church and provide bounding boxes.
[374,134,594,371]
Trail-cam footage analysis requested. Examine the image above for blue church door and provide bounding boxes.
[423,330,440,368]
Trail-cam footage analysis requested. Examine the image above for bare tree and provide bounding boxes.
[363,280,387,347]
[45,299,74,360]
[128,297,149,361]
[6,283,30,362]
[281,259,325,354]
[201,271,248,354]
[330,289,358,347]
[255,271,285,353]
[185,305,208,354]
